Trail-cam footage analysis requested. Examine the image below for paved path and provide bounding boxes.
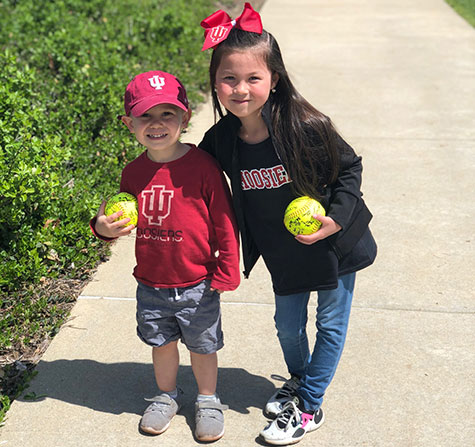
[1,0,474,445]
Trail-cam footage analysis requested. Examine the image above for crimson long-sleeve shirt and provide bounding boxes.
[93,145,240,291]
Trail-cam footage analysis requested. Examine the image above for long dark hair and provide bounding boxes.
[209,28,341,200]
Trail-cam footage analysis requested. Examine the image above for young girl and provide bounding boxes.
[198,3,377,445]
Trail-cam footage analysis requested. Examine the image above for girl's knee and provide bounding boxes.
[275,322,306,340]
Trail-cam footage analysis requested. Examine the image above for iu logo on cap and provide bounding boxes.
[148,75,165,90]
[210,25,229,43]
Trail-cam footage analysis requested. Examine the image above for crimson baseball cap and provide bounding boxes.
[124,70,189,116]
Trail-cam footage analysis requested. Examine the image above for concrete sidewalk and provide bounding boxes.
[2,0,474,445]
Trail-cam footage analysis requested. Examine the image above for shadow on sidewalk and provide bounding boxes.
[17,359,276,417]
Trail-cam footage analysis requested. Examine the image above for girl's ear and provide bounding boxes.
[271,73,279,90]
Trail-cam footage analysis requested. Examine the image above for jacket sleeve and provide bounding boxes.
[326,135,363,230]
[206,163,241,292]
[198,128,216,158]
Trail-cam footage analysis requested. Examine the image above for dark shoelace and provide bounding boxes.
[275,400,301,430]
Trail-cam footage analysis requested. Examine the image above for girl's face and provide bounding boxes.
[214,50,278,123]
[122,104,191,162]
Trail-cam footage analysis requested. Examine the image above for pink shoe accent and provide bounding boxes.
[300,412,314,429]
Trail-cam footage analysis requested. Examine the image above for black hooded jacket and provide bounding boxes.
[199,101,377,294]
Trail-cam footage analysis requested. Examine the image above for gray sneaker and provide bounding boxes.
[140,392,182,435]
[194,398,229,442]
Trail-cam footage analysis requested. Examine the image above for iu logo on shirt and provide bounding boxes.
[141,185,174,226]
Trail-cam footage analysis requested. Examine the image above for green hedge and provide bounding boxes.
[0,0,213,292]
[0,0,216,351]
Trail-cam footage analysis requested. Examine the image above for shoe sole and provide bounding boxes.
[140,420,171,435]
[196,428,225,442]
[259,433,305,446]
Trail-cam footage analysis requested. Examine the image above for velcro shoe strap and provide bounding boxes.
[197,400,229,411]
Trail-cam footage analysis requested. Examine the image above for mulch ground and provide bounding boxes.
[0,274,96,404]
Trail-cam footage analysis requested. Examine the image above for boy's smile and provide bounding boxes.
[122,104,191,162]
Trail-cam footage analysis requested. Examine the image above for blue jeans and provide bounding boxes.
[274,273,356,411]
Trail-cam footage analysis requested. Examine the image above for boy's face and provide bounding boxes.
[121,104,191,161]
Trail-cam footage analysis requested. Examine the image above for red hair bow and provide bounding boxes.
[200,2,263,51]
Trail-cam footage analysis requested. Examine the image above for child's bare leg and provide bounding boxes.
[191,351,227,442]
[140,341,180,436]
[152,341,179,392]
[190,351,218,395]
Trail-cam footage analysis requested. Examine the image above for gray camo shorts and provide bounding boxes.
[135,279,223,354]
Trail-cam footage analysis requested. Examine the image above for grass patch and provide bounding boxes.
[445,0,475,26]
[0,276,94,425]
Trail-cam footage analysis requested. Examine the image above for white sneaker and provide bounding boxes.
[260,398,324,445]
[264,375,301,418]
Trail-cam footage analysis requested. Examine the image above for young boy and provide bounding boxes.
[90,70,240,442]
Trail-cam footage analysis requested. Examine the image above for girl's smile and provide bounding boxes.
[214,51,278,125]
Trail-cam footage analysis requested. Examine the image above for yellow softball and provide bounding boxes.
[105,192,138,227]
[283,196,326,236]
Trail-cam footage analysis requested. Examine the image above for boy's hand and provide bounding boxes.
[94,200,135,239]
[210,287,223,294]
[295,214,341,246]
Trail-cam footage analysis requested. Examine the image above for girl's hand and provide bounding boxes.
[210,287,223,294]
[295,214,342,245]
[94,200,135,239]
